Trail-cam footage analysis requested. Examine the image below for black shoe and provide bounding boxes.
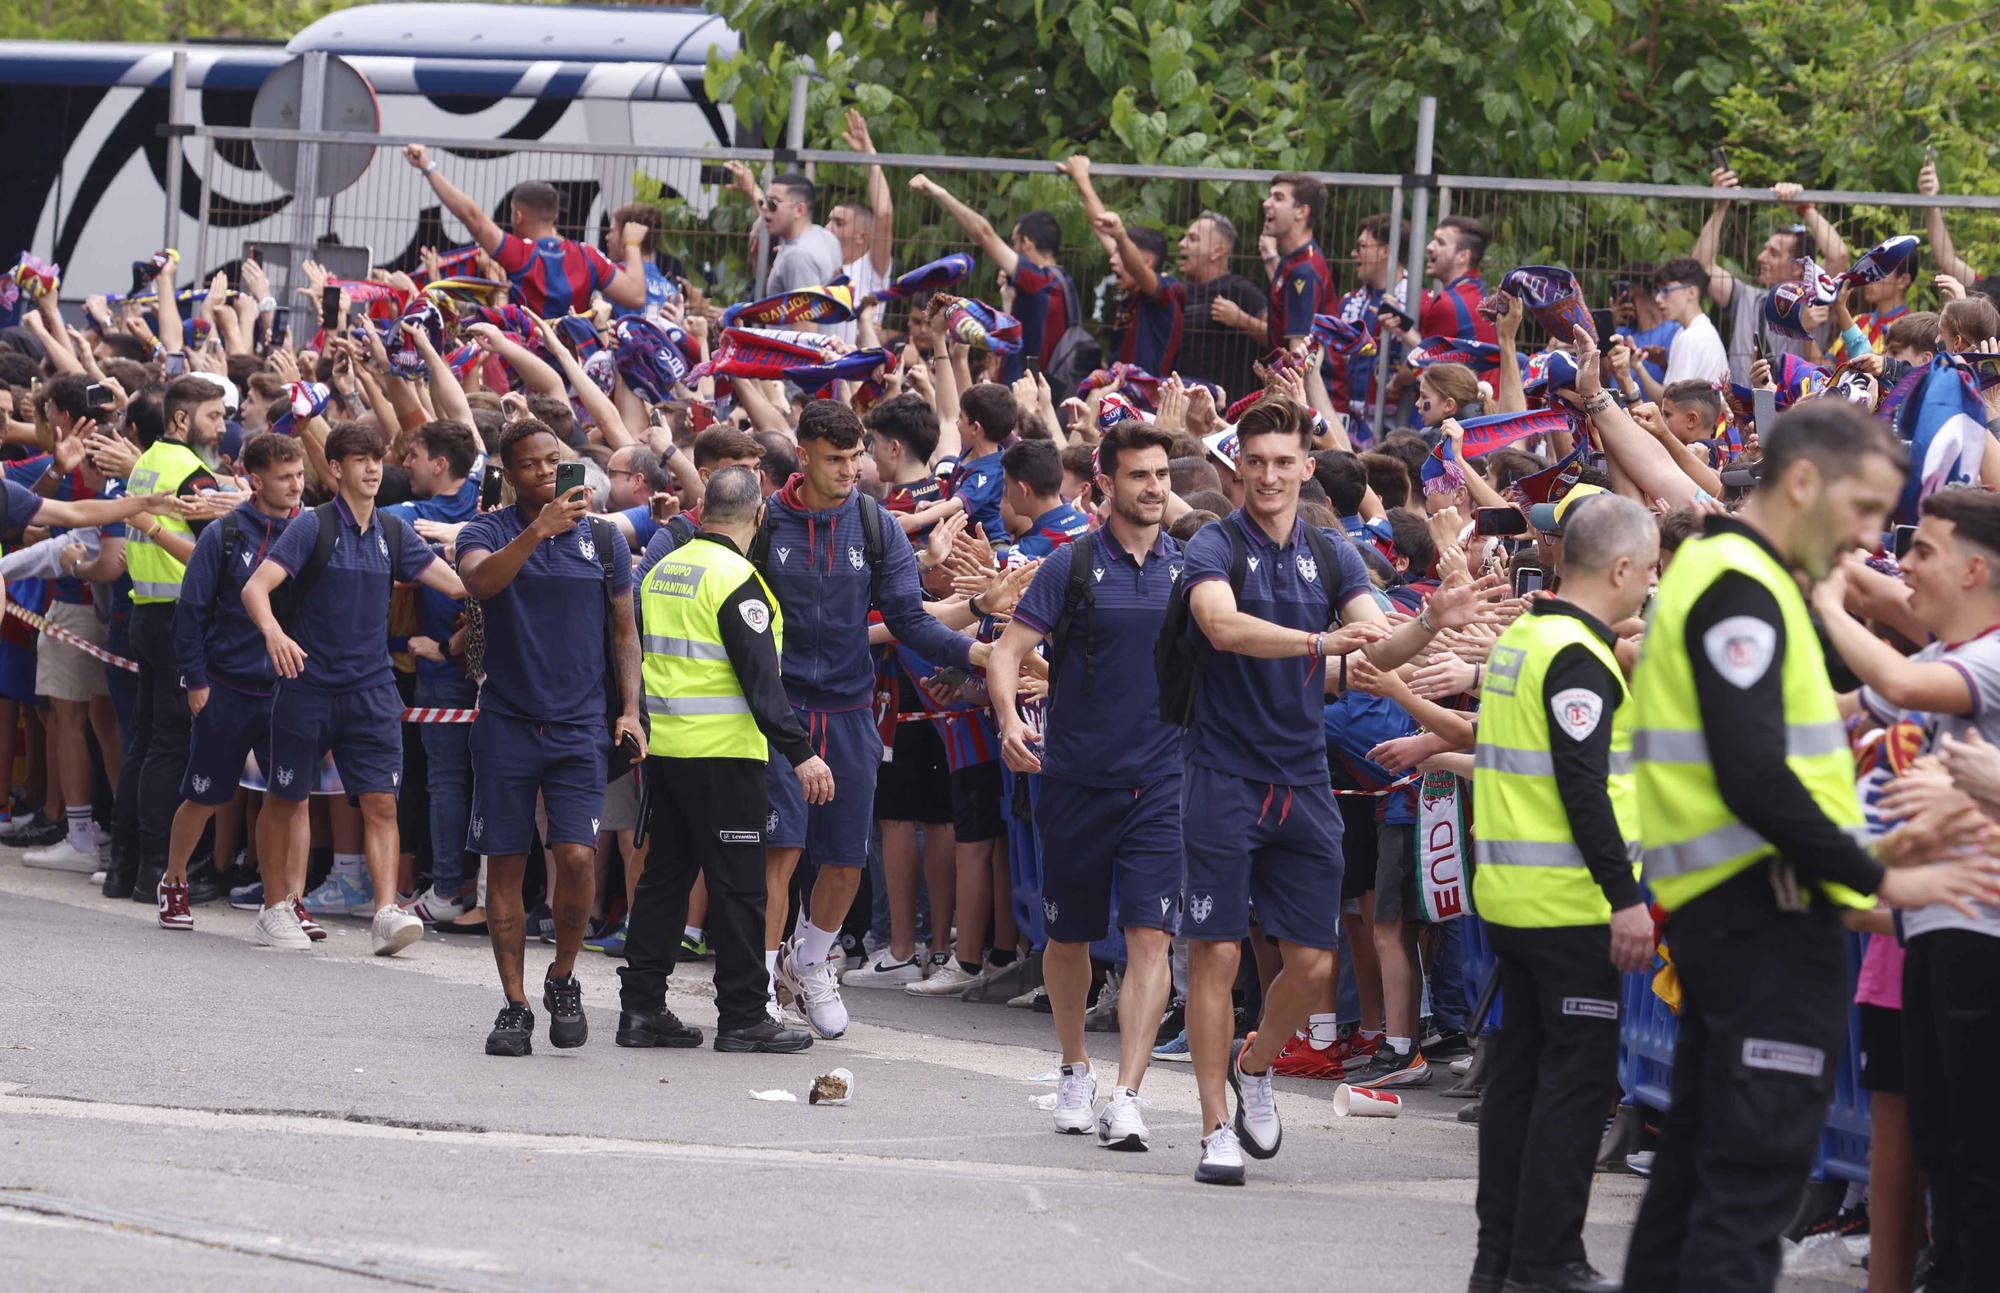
[542,974,588,1049]
[1502,1260,1619,1293]
[1458,1098,1482,1124]
[185,861,224,907]
[615,1006,703,1048]
[3,813,64,848]
[1155,999,1186,1047]
[1425,1029,1474,1060]
[131,862,166,904]
[714,1017,813,1053]
[1468,1250,1510,1293]
[101,846,135,899]
[485,1001,535,1057]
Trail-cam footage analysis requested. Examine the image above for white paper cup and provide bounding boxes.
[1333,1083,1402,1117]
[810,1067,854,1106]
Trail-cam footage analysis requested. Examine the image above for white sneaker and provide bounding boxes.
[21,837,100,873]
[1098,1086,1149,1151]
[1195,1124,1246,1186]
[1229,1037,1282,1159]
[369,905,423,957]
[253,902,312,950]
[1053,1061,1098,1136]
[904,954,979,997]
[403,885,470,924]
[303,872,372,916]
[843,946,928,990]
[776,940,848,1039]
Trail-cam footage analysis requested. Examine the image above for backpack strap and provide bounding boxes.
[746,506,778,570]
[290,501,344,611]
[212,511,243,618]
[666,512,696,547]
[1225,518,1248,599]
[1047,531,1097,693]
[857,492,886,611]
[1300,523,1347,629]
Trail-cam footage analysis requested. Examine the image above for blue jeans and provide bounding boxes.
[415,672,477,896]
[1428,917,1471,1034]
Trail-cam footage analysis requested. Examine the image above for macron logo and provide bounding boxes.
[1092,567,1104,582]
[776,547,790,565]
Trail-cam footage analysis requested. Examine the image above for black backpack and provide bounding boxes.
[1041,270,1101,398]
[746,492,887,608]
[1154,521,1345,727]
[282,501,409,631]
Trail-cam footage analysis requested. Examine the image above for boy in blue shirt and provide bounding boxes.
[999,439,1092,561]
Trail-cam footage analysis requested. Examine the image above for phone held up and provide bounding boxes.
[1512,564,1546,598]
[1893,524,1919,561]
[480,463,505,510]
[555,461,587,500]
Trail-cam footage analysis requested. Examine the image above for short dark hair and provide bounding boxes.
[1655,257,1707,293]
[1273,173,1326,231]
[1313,450,1367,515]
[1661,380,1722,426]
[524,393,582,447]
[509,181,561,223]
[959,382,1019,444]
[1658,506,1703,554]
[1171,456,1221,496]
[1360,451,1410,510]
[1358,212,1404,248]
[772,172,816,210]
[324,421,386,463]
[45,373,91,422]
[412,419,479,479]
[691,425,764,470]
[1922,487,2000,581]
[242,431,303,474]
[1126,225,1168,269]
[1757,400,1906,492]
[702,465,764,525]
[1438,215,1489,268]
[1060,441,1097,480]
[1234,396,1313,451]
[1096,418,1175,479]
[498,417,560,466]
[125,382,166,448]
[98,333,150,363]
[1885,311,1940,354]
[1169,511,1219,543]
[1182,488,1232,517]
[1376,431,1432,497]
[1386,508,1435,575]
[797,398,863,448]
[1014,209,1061,256]
[1001,438,1063,499]
[164,375,222,434]
[610,202,659,254]
[757,431,799,488]
[863,393,940,462]
[1484,447,1544,493]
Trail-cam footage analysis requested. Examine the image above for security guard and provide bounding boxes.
[617,466,832,1054]
[1620,402,1993,1290]
[1469,493,1658,1293]
[107,375,223,900]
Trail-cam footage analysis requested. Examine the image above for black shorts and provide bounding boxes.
[1338,793,1379,903]
[950,761,1004,843]
[1858,1002,1904,1095]
[874,698,952,824]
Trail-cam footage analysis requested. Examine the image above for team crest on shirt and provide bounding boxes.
[849,548,864,571]
[376,531,388,558]
[275,767,294,788]
[1297,553,1318,583]
[1170,565,1182,581]
[191,774,210,794]
[1043,898,1059,924]
[578,528,597,562]
[1188,893,1213,924]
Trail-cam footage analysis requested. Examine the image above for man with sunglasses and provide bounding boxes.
[726,164,843,300]
[1692,165,1851,382]
[1632,257,1729,403]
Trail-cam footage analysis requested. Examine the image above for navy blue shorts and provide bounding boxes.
[181,683,271,806]
[1181,762,1343,950]
[1035,775,1183,943]
[468,711,606,856]
[268,682,404,802]
[765,705,877,867]
[0,638,40,705]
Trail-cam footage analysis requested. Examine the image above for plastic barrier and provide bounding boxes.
[1815,935,1872,1186]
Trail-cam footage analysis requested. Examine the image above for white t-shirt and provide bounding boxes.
[831,253,892,347]
[1662,313,1728,386]
[1860,631,2000,940]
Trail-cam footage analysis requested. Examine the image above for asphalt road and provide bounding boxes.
[0,855,1861,1291]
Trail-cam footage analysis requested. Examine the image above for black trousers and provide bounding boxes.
[1474,922,1622,1269]
[1623,869,1847,1293]
[617,755,770,1032]
[112,602,192,865]
[1903,929,2000,1293]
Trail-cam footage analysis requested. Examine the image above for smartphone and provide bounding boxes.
[1753,387,1779,440]
[1512,565,1546,597]
[1893,524,1919,560]
[1378,297,1416,330]
[83,382,114,412]
[929,666,969,692]
[555,460,587,499]
[1474,506,1529,537]
[1711,146,1729,172]
[320,285,340,327]
[616,727,644,763]
[1590,308,1615,343]
[480,463,504,510]
[1925,143,1938,168]
[1022,353,1039,376]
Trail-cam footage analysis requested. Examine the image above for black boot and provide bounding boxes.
[184,853,224,906]
[101,832,137,899]
[615,1005,703,1048]
[1501,1260,1620,1293]
[131,847,167,904]
[1468,1250,1510,1293]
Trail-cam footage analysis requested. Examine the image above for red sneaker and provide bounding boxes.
[157,879,193,931]
[1335,1031,1380,1067]
[292,895,328,943]
[1270,1034,1343,1080]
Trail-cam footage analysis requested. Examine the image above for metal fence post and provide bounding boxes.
[1373,180,1404,433]
[287,53,328,318]
[194,147,215,280]
[163,51,188,256]
[1404,96,1437,336]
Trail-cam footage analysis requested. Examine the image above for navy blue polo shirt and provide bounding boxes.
[458,505,633,726]
[616,503,662,551]
[263,497,435,692]
[383,471,478,684]
[1013,527,1184,788]
[1182,510,1372,786]
[1,478,44,532]
[1013,500,1093,560]
[943,450,1006,548]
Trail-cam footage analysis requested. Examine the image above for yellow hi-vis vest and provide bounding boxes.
[1472,609,1639,927]
[638,535,783,761]
[1631,526,1871,913]
[126,439,205,604]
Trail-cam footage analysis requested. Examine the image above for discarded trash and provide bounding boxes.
[810,1068,853,1106]
[1028,1092,1059,1111]
[1332,1083,1402,1118]
[749,1089,798,1103]
[1025,1070,1061,1083]
[658,1077,670,1085]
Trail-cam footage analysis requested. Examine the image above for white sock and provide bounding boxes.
[1361,1028,1384,1041]
[1308,1013,1339,1050]
[332,852,365,882]
[764,948,779,988]
[796,918,839,966]
[1387,1035,1412,1056]
[683,925,705,943]
[65,806,93,847]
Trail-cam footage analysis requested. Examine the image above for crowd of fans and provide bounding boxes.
[3,114,2000,1284]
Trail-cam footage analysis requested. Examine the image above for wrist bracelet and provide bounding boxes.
[1418,602,1437,633]
[968,592,985,618]
[1472,662,1483,690]
[421,162,439,176]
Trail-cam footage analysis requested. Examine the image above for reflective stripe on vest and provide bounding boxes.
[126,440,206,605]
[638,537,784,761]
[1631,528,1870,913]
[1471,610,1639,928]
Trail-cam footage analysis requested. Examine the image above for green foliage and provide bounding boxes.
[0,0,354,42]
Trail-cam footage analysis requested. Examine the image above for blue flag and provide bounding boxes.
[1895,353,1988,524]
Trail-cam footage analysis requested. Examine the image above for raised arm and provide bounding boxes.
[1572,328,1701,507]
[404,144,505,255]
[844,111,895,277]
[412,321,475,428]
[1492,291,1528,414]
[1776,181,1849,274]
[908,173,1017,277]
[1919,158,1979,284]
[1694,165,1738,310]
